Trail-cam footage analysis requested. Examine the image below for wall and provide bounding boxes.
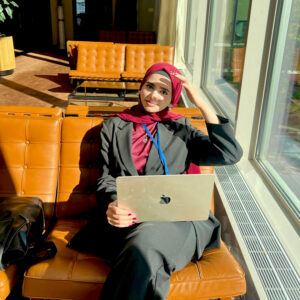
[138,0,160,32]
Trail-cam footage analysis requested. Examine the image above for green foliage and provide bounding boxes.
[288,0,300,45]
[293,86,300,100]
[0,0,19,23]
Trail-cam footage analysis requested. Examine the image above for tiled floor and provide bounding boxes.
[0,50,72,107]
[0,50,137,108]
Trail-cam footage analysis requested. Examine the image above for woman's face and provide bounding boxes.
[140,73,172,113]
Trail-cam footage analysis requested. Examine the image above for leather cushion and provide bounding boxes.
[0,115,61,218]
[57,117,104,218]
[76,44,125,74]
[67,41,113,70]
[23,220,245,300]
[124,44,174,74]
[23,219,108,300]
[0,265,18,300]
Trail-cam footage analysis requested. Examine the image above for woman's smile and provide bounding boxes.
[144,98,158,106]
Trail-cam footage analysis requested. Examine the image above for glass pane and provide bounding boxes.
[184,0,200,72]
[202,0,251,123]
[74,0,87,39]
[76,0,86,15]
[257,0,300,217]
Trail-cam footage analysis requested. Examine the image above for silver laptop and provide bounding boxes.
[116,174,214,222]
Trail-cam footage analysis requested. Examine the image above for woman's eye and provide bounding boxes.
[146,83,154,89]
[161,90,168,95]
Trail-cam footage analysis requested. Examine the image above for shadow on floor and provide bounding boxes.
[0,77,67,107]
[35,73,73,93]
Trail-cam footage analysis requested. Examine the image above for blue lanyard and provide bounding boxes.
[142,124,170,175]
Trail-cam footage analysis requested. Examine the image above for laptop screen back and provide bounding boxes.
[116,174,214,222]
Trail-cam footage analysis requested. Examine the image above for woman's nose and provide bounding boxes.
[150,90,162,100]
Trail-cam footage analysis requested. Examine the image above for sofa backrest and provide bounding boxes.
[122,44,174,80]
[66,40,113,70]
[56,116,104,218]
[0,106,62,219]
[76,43,126,75]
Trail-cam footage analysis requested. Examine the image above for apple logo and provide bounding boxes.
[160,194,171,204]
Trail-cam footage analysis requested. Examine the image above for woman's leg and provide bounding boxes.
[100,221,198,300]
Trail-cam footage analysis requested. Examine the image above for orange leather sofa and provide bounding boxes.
[67,41,174,85]
[0,105,246,300]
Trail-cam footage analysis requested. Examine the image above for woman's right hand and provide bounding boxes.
[106,200,137,228]
[175,74,220,124]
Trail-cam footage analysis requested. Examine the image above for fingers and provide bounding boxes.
[173,75,202,107]
[174,74,192,90]
[174,73,187,82]
[106,201,137,228]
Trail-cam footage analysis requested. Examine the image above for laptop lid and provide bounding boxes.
[116,174,214,222]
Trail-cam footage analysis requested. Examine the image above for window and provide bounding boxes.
[256,0,300,218]
[202,0,251,123]
[184,0,200,72]
[76,0,86,15]
[75,0,86,26]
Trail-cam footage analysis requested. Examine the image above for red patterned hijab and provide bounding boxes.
[117,63,183,124]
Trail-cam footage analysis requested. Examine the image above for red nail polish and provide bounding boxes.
[128,213,132,216]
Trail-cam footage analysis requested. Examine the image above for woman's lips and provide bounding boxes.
[145,100,157,106]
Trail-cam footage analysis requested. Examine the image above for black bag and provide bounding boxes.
[0,196,55,270]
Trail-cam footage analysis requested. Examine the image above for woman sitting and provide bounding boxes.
[71,62,242,300]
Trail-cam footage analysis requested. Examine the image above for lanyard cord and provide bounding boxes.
[142,124,170,175]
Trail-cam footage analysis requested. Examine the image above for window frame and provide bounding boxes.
[251,0,300,224]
